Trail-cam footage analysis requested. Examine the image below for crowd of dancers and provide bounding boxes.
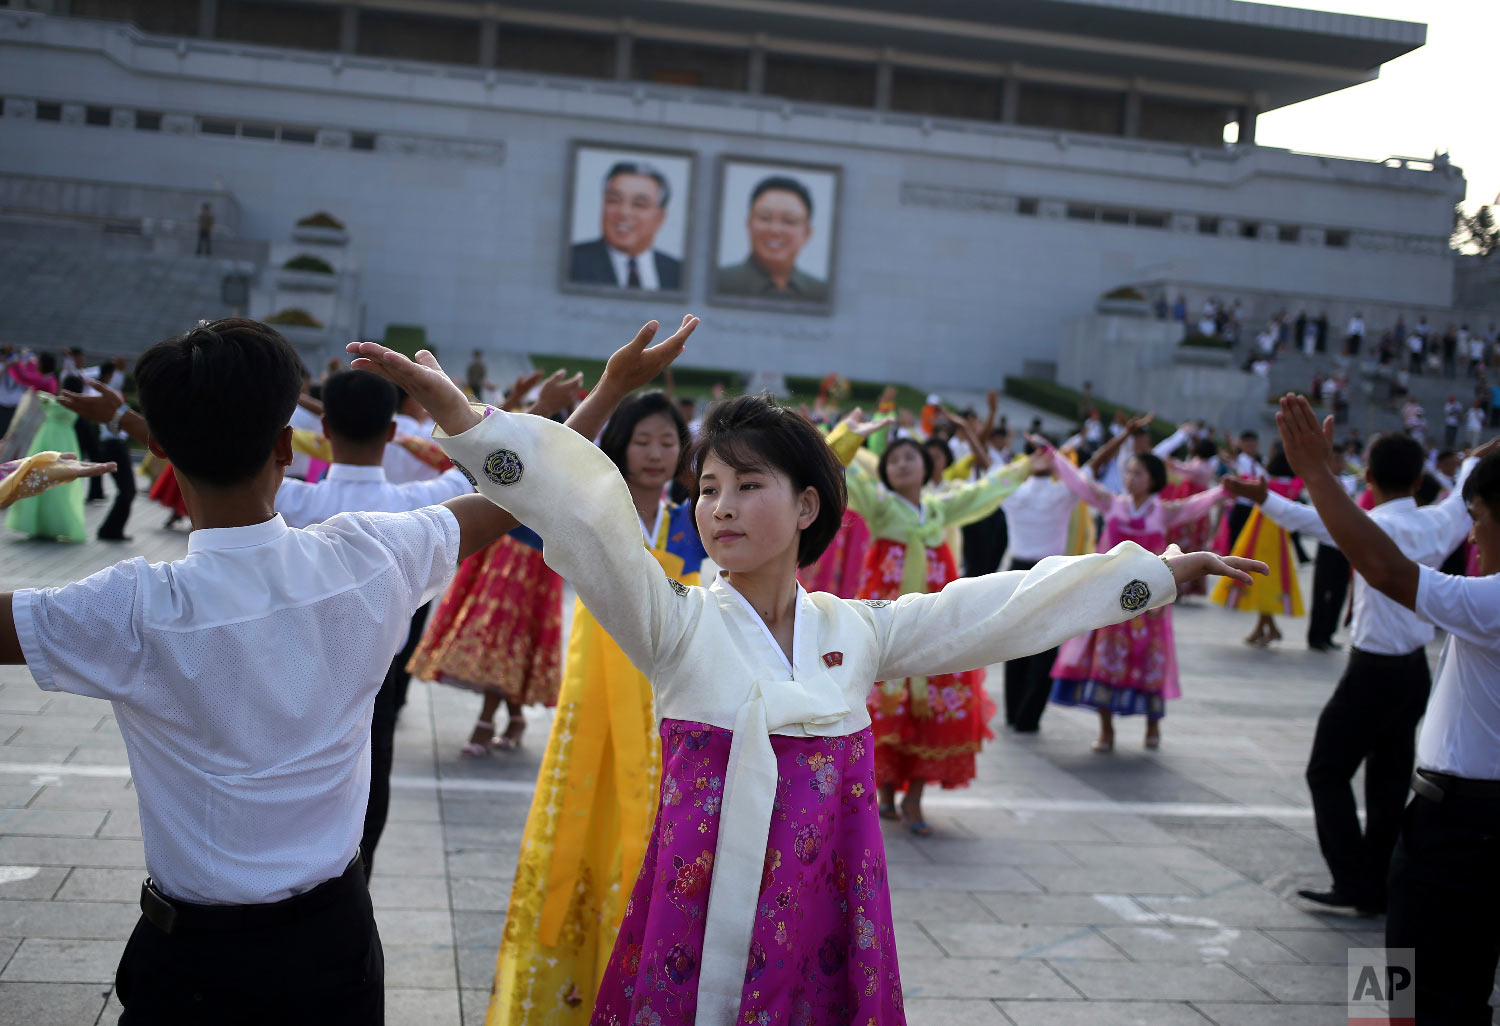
[1,315,1497,1024]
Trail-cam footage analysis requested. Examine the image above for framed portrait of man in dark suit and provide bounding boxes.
[710,157,840,315]
[561,142,694,299]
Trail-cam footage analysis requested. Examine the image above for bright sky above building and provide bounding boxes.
[1255,0,1494,215]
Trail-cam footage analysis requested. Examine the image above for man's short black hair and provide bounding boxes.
[321,370,399,445]
[878,437,935,492]
[1239,430,1259,442]
[135,319,303,488]
[1193,437,1219,460]
[689,394,845,568]
[599,390,690,479]
[1366,432,1426,494]
[604,161,670,209]
[1461,451,1500,521]
[749,175,813,219]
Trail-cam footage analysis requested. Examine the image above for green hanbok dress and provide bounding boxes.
[5,395,88,542]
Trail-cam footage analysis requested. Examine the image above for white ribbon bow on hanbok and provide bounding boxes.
[694,675,855,1026]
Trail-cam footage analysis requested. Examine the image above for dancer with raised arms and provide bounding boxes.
[347,319,1266,1026]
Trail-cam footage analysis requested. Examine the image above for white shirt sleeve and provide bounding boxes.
[1152,429,1190,460]
[12,561,148,701]
[1412,466,1476,564]
[856,541,1176,682]
[1415,565,1500,651]
[313,505,462,611]
[396,467,475,507]
[435,408,695,679]
[1258,491,1336,547]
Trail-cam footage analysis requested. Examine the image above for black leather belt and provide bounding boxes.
[140,853,365,935]
[1411,769,1500,804]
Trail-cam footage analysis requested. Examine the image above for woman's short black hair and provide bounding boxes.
[1461,451,1500,521]
[1265,444,1294,478]
[1132,452,1168,494]
[1193,437,1219,460]
[598,390,690,479]
[135,318,303,488]
[878,436,935,492]
[922,438,953,482]
[322,370,399,444]
[689,394,846,568]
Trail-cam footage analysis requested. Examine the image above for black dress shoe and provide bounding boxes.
[1298,888,1382,915]
[1308,640,1343,652]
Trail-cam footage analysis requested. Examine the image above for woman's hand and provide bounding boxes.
[838,407,895,439]
[600,316,699,395]
[528,369,584,419]
[0,452,118,510]
[1161,543,1267,588]
[346,344,480,437]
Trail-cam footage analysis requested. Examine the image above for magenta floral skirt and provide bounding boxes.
[591,719,905,1026]
[1048,606,1180,719]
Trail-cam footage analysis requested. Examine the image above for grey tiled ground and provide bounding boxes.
[0,493,1468,1023]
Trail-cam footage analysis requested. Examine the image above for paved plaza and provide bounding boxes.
[0,499,1465,1025]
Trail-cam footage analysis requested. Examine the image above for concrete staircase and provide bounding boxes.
[1262,341,1486,445]
[0,224,263,359]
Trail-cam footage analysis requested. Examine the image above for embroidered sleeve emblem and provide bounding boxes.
[667,577,690,597]
[860,599,892,608]
[1119,579,1151,612]
[483,448,523,486]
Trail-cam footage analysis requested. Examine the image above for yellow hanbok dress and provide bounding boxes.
[1210,478,1306,617]
[486,501,705,1025]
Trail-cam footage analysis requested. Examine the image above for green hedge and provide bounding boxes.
[1003,376,1173,443]
[295,211,345,229]
[526,355,933,412]
[1180,332,1231,349]
[265,307,322,328]
[383,324,430,360]
[282,254,335,274]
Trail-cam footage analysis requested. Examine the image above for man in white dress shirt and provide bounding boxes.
[999,442,1080,732]
[275,370,475,878]
[1277,394,1500,1023]
[382,388,440,485]
[1,319,523,1024]
[1226,432,1478,916]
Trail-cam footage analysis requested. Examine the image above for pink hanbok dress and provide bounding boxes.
[1047,454,1224,719]
[797,509,871,598]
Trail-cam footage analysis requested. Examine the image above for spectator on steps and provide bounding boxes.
[196,203,214,257]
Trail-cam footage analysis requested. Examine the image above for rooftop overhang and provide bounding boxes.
[419,0,1424,109]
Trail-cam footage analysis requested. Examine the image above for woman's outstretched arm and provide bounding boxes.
[348,317,702,674]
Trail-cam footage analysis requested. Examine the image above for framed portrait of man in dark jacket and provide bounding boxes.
[561,142,694,299]
[710,157,840,315]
